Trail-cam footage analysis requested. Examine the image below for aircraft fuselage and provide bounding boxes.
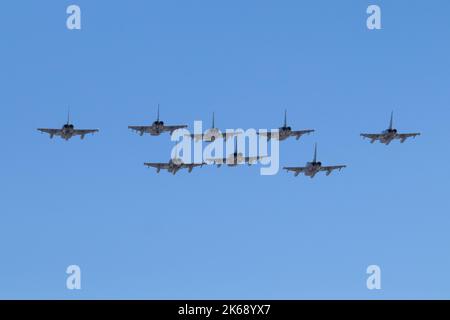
[276,126,292,141]
[225,153,244,166]
[61,124,75,140]
[303,162,322,177]
[167,158,185,175]
[379,129,398,145]
[202,128,221,142]
[149,121,165,136]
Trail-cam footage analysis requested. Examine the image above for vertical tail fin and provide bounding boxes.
[284,109,287,127]
[212,112,215,128]
[67,107,71,125]
[313,143,317,163]
[389,111,394,130]
[157,104,160,121]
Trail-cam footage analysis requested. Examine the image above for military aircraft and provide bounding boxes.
[37,110,99,141]
[284,144,346,178]
[258,110,314,141]
[360,112,420,145]
[187,112,240,142]
[144,156,206,175]
[128,105,187,136]
[206,142,266,167]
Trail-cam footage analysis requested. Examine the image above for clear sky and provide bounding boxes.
[1,0,449,299]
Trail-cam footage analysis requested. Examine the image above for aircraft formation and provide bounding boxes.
[37,107,421,178]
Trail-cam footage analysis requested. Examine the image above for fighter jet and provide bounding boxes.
[37,110,99,141]
[128,105,188,136]
[284,144,346,178]
[144,156,206,175]
[360,111,420,145]
[206,142,266,167]
[187,112,240,142]
[258,110,314,141]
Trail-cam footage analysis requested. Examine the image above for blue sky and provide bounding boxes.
[0,0,449,299]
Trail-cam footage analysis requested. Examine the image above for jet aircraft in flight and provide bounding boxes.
[187,112,239,142]
[207,143,266,167]
[258,110,314,141]
[144,156,205,175]
[360,112,420,145]
[37,111,99,140]
[129,105,187,136]
[283,144,346,178]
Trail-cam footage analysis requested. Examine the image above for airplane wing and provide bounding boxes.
[244,156,267,165]
[187,133,204,141]
[180,163,206,169]
[289,130,315,140]
[360,133,383,143]
[144,162,170,171]
[221,131,241,140]
[186,133,215,142]
[37,128,61,136]
[206,157,226,164]
[162,125,188,134]
[187,132,240,141]
[73,129,99,136]
[360,133,381,139]
[396,133,420,143]
[319,165,346,175]
[257,131,279,140]
[283,166,306,176]
[128,126,152,135]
